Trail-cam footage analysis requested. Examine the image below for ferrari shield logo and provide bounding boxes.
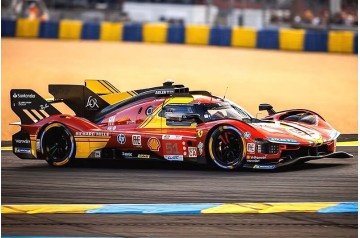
[147,137,161,151]
[197,130,203,138]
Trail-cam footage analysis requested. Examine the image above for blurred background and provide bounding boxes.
[2,0,358,31]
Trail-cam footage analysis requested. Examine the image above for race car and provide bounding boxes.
[10,80,352,170]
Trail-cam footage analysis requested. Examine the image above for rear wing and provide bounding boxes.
[11,89,60,125]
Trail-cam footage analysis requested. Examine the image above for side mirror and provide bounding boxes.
[259,103,276,115]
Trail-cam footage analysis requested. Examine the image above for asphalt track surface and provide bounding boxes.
[2,146,358,237]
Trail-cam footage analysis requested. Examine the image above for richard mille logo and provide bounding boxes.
[86,96,99,109]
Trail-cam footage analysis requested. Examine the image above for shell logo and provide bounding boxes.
[147,137,161,151]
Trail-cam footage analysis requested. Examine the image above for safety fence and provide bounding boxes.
[2,18,358,54]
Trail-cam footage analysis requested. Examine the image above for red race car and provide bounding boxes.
[10,80,352,170]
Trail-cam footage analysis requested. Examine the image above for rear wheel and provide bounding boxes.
[40,123,75,167]
[207,125,245,170]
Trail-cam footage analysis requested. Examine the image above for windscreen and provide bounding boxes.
[204,101,252,121]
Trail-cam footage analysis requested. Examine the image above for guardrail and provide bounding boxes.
[2,18,358,54]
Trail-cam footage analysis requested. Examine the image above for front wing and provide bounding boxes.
[242,151,353,170]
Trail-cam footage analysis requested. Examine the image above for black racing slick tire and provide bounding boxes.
[207,125,246,170]
[40,123,75,167]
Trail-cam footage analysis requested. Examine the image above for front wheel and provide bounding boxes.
[40,123,75,167]
[207,125,245,170]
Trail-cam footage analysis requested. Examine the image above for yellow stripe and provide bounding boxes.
[103,80,120,93]
[201,202,338,214]
[336,141,358,146]
[1,147,12,151]
[1,205,102,214]
[98,80,116,94]
[100,92,133,104]
[86,80,113,95]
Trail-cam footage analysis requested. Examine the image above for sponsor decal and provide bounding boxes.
[249,156,267,160]
[18,101,31,107]
[253,164,276,169]
[165,142,180,155]
[75,132,109,137]
[247,143,255,153]
[286,126,321,141]
[147,137,161,151]
[40,104,49,110]
[138,154,150,159]
[155,89,174,95]
[197,142,204,155]
[126,120,135,125]
[197,130,203,138]
[162,135,182,140]
[132,135,142,146]
[122,152,133,158]
[94,151,101,158]
[244,132,251,139]
[247,159,261,163]
[13,93,35,99]
[15,139,30,144]
[145,106,153,116]
[108,116,116,125]
[188,147,197,158]
[117,134,126,144]
[85,96,99,109]
[107,126,116,131]
[164,155,184,161]
[14,147,31,154]
[267,138,299,144]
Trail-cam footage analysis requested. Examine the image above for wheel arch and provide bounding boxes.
[204,123,247,168]
[38,122,76,166]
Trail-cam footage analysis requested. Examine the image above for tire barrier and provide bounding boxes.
[2,18,357,54]
[231,27,257,48]
[39,21,59,39]
[100,22,123,41]
[123,23,142,42]
[209,26,231,46]
[81,22,100,40]
[167,24,185,44]
[279,29,305,51]
[59,20,82,40]
[185,24,210,45]
[143,23,168,43]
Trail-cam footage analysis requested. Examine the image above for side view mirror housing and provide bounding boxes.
[259,103,276,115]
